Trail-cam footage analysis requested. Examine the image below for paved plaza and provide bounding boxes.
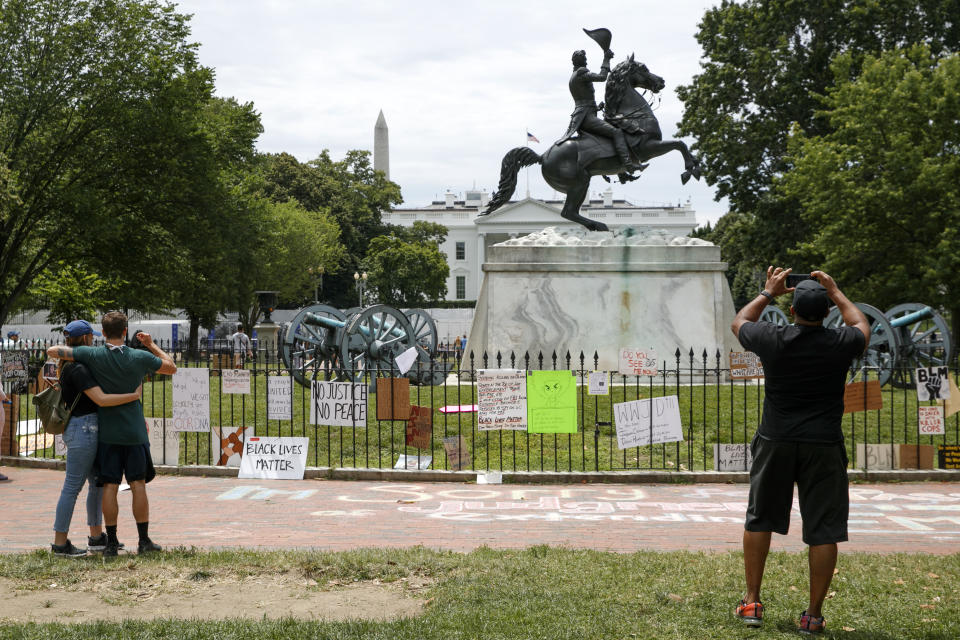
[1,467,959,555]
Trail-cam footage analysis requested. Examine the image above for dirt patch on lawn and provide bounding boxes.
[0,570,429,624]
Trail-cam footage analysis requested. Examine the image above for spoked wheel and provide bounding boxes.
[404,308,439,355]
[339,304,419,382]
[759,306,789,327]
[885,303,953,389]
[280,304,348,388]
[824,303,899,386]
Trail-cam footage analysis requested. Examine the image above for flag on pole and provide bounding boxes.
[526,131,540,143]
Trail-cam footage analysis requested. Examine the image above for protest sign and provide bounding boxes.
[843,380,883,413]
[527,370,577,434]
[376,377,411,420]
[172,368,210,432]
[939,377,960,418]
[221,369,251,394]
[267,375,292,421]
[406,405,432,449]
[918,406,945,436]
[238,436,308,479]
[613,395,683,449]
[1,351,28,393]
[713,443,752,471]
[442,435,471,471]
[311,381,367,426]
[854,443,895,470]
[211,425,255,466]
[477,471,503,484]
[395,346,418,375]
[145,417,180,465]
[588,371,609,395]
[477,369,527,431]
[394,454,432,470]
[729,352,764,379]
[939,445,960,469]
[41,359,58,383]
[916,366,951,401]
[618,348,658,377]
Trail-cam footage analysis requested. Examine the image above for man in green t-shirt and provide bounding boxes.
[50,311,177,556]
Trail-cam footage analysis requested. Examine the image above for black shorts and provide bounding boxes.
[745,434,849,545]
[97,443,156,485]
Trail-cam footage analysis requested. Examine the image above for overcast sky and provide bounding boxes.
[174,0,728,225]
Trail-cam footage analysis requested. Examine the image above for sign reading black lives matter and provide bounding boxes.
[311,380,367,427]
[238,436,308,479]
[916,366,951,401]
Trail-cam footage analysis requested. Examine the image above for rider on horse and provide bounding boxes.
[554,49,646,174]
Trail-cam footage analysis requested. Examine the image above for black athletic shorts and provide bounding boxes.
[97,442,156,485]
[745,433,849,545]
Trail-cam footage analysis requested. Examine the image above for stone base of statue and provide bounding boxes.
[465,227,738,373]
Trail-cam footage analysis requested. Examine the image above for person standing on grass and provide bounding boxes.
[730,267,869,635]
[50,320,143,557]
[228,324,253,368]
[48,312,177,557]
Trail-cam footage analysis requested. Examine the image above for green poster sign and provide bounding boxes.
[527,370,577,434]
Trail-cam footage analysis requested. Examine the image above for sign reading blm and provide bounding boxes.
[916,366,951,401]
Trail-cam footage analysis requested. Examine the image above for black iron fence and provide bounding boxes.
[2,340,958,472]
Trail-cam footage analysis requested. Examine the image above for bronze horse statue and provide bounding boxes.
[481,55,701,231]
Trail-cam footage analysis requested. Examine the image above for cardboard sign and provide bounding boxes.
[843,380,883,413]
[238,436,308,479]
[406,405,433,450]
[267,375,292,421]
[713,443,752,471]
[527,370,577,434]
[939,377,960,418]
[211,425,255,466]
[854,443,895,470]
[613,395,683,449]
[588,371,609,395]
[442,435,471,471]
[394,454,432,470]
[938,444,960,469]
[172,368,210,432]
[729,352,764,379]
[916,366,951,401]
[899,444,935,470]
[221,369,251,394]
[477,369,527,431]
[618,348,658,377]
[918,406,945,436]
[376,377,411,420]
[145,417,180,465]
[311,381,367,427]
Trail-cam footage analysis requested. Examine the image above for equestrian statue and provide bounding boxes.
[481,28,701,232]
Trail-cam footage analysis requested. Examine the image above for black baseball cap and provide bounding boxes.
[792,279,830,320]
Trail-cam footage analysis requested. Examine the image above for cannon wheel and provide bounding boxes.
[404,308,438,355]
[824,302,899,386]
[760,306,789,326]
[339,304,419,382]
[280,303,348,388]
[885,303,953,389]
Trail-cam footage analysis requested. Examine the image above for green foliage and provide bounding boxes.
[26,261,116,327]
[364,232,449,307]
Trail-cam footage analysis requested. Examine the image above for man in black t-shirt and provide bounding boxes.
[730,267,869,635]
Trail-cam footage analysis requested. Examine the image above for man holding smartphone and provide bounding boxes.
[730,268,870,635]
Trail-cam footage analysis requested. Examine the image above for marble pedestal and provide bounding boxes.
[466,230,738,373]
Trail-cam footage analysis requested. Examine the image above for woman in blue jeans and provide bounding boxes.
[51,320,142,557]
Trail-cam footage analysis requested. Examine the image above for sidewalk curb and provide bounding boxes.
[4,455,959,483]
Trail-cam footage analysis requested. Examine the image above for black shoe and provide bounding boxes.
[103,540,120,557]
[88,534,125,551]
[51,540,87,557]
[0,473,9,482]
[137,538,162,554]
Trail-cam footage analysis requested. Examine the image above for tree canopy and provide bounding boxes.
[363,223,449,307]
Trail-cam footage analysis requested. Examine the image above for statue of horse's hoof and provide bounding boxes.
[681,171,691,185]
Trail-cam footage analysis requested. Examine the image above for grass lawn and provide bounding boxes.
[0,547,957,639]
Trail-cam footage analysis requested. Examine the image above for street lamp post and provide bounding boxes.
[353,271,368,307]
[308,266,324,304]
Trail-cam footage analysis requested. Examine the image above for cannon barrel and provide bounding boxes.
[888,306,934,328]
[303,309,408,340]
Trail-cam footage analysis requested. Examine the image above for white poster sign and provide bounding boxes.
[394,454,432,470]
[267,376,292,421]
[713,443,753,471]
[311,381,367,427]
[145,417,180,465]
[618,348,658,377]
[918,406,945,436]
[172,368,210,432]
[588,371,609,396]
[916,366,951,401]
[477,369,527,431]
[613,395,683,449]
[395,347,418,375]
[221,369,251,394]
[211,425,254,466]
[238,436,309,479]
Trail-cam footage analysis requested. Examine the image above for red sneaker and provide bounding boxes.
[798,610,826,634]
[735,599,764,627]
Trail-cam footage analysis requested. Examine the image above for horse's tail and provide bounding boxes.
[483,147,542,214]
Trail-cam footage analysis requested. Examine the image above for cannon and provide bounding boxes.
[278,303,447,388]
[823,302,952,387]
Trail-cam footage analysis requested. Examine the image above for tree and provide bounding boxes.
[780,46,960,338]
[26,262,116,328]
[677,0,960,303]
[363,226,449,307]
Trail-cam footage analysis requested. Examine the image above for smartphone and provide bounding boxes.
[785,273,813,288]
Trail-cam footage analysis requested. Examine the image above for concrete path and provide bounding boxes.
[2,467,959,555]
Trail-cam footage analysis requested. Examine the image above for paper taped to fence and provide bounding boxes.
[477,369,527,431]
[406,405,432,449]
[145,417,180,465]
[613,395,683,449]
[916,366,951,401]
[843,380,882,413]
[238,436,308,479]
[395,454,432,470]
[918,406,945,436]
[527,370,577,434]
[172,368,210,432]
[211,425,254,466]
[729,352,764,379]
[442,435,471,471]
[311,381,367,427]
[618,348,658,377]
[221,369,251,394]
[713,443,752,471]
[267,375,292,421]
[588,371,609,395]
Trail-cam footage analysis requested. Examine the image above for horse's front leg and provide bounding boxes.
[636,139,701,183]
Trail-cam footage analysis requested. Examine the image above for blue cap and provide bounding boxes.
[6,329,19,338]
[63,320,102,337]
